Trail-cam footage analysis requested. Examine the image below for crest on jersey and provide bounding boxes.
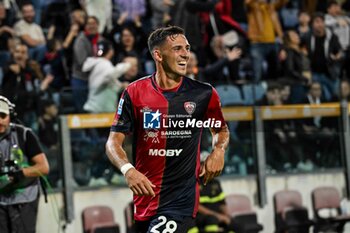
[184,102,196,115]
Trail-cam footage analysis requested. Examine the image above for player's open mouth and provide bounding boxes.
[178,62,187,67]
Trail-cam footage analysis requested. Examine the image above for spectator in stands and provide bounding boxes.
[279,0,299,30]
[279,79,292,104]
[149,0,173,29]
[46,8,86,82]
[114,0,146,24]
[304,12,343,101]
[170,0,219,60]
[325,1,350,80]
[259,82,300,171]
[325,1,350,52]
[231,0,248,32]
[38,98,60,187]
[0,2,14,68]
[83,0,113,33]
[299,81,337,169]
[109,24,146,69]
[13,3,46,62]
[202,35,242,86]
[282,29,312,103]
[41,39,69,98]
[186,51,200,80]
[333,79,350,102]
[71,16,102,113]
[55,9,86,76]
[1,44,50,129]
[283,30,312,85]
[302,0,328,15]
[38,99,59,150]
[82,40,131,113]
[279,80,305,170]
[47,8,86,43]
[42,0,71,39]
[258,82,282,106]
[118,55,144,91]
[258,82,291,172]
[245,0,288,81]
[296,11,311,41]
[207,0,246,37]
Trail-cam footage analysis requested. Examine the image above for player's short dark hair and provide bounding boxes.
[147,26,185,54]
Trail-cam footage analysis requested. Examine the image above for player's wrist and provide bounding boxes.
[213,146,225,153]
[120,163,135,176]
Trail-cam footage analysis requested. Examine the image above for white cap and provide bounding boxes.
[0,98,9,115]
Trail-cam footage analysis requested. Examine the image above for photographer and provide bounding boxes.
[0,96,49,233]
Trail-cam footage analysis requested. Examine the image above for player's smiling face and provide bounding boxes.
[160,34,190,78]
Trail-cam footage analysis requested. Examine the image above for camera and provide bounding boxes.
[0,152,22,191]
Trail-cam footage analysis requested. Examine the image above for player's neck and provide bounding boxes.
[155,71,182,89]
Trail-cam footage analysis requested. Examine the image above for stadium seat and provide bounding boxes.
[273,190,313,233]
[242,83,266,105]
[225,194,263,233]
[215,84,244,106]
[312,186,350,233]
[82,205,120,233]
[124,201,135,233]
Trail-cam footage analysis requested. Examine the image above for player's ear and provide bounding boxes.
[153,49,162,62]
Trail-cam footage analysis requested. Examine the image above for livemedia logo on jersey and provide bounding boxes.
[143,109,222,129]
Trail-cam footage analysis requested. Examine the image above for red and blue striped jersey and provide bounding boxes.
[111,75,226,221]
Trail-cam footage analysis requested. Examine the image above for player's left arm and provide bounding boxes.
[200,126,229,185]
[200,87,229,184]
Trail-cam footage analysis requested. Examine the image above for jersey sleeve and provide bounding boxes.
[204,87,226,130]
[111,90,134,133]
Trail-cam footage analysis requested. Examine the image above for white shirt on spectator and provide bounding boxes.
[325,14,350,50]
[82,57,131,113]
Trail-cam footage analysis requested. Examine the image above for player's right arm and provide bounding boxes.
[106,131,155,197]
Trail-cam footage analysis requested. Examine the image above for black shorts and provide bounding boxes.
[135,214,195,233]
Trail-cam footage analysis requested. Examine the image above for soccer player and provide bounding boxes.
[105,26,229,233]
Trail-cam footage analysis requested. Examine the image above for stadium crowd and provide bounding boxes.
[0,0,349,186]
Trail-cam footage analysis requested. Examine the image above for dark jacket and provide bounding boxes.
[304,29,343,79]
[284,48,311,84]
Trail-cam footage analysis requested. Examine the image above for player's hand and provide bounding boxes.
[199,148,225,185]
[125,168,156,197]
[216,213,231,225]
